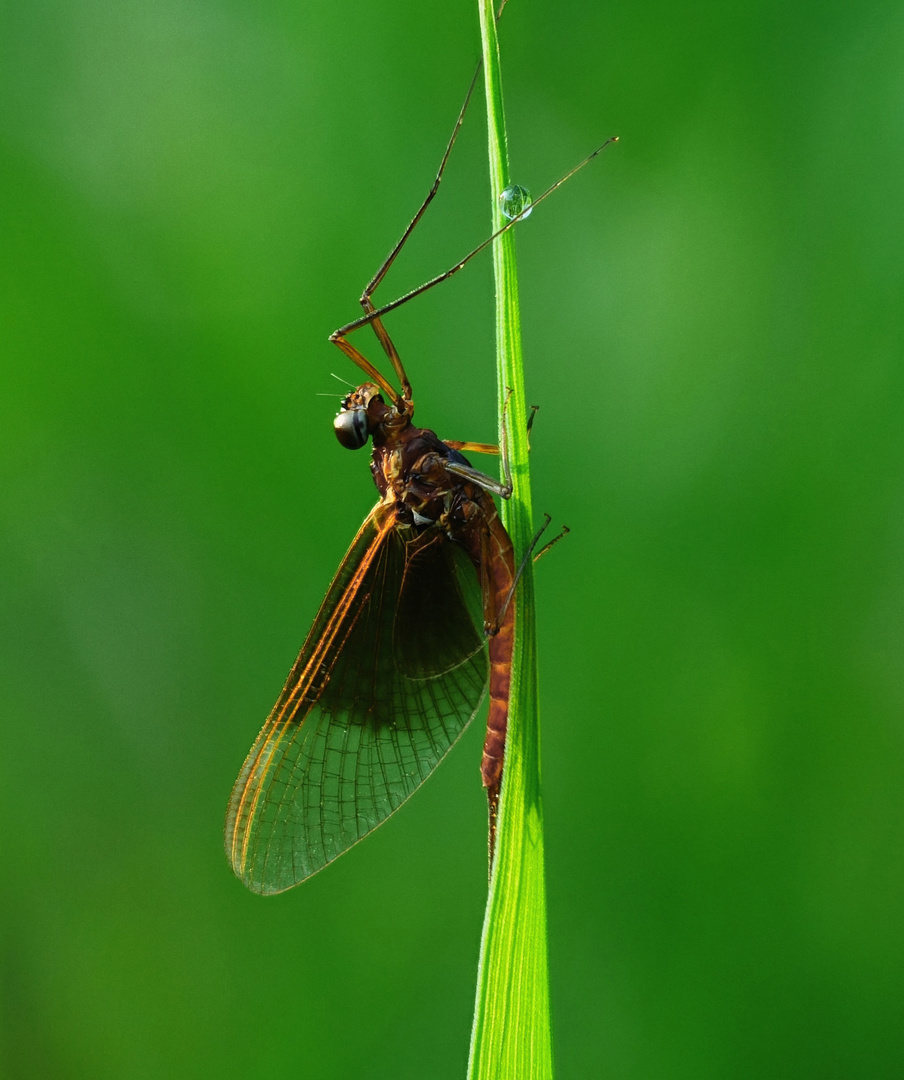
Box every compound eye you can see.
[333,407,369,450]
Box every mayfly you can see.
[225,67,616,894]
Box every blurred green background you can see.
[2,0,903,1076]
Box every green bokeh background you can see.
[2,0,902,1076]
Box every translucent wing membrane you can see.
[225,505,488,894]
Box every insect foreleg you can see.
[342,66,483,407]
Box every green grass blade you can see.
[467,3,554,1078]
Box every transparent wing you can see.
[225,504,488,894]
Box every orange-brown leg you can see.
[329,67,482,405]
[330,139,618,362]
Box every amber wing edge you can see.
[224,505,391,890]
[224,505,489,894]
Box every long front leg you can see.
[348,66,482,404]
[331,136,619,353]
[329,332,401,405]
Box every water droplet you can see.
[499,184,532,221]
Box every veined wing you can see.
[225,503,488,894]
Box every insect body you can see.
[337,376,516,815]
[225,67,614,894]
[225,369,515,894]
